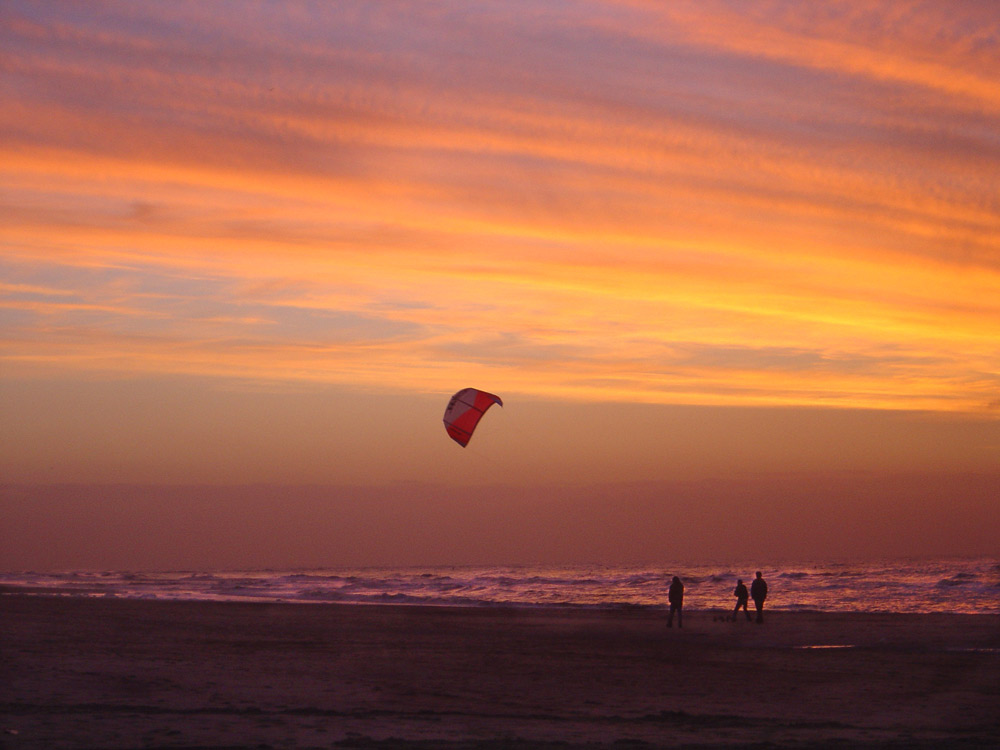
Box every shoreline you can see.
[4,584,998,619]
[2,595,999,748]
[3,585,998,621]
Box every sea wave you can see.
[1,559,997,614]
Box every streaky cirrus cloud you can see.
[2,0,999,412]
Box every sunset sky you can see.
[2,1,998,569]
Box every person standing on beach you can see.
[751,571,767,624]
[667,576,684,628]
[732,579,751,622]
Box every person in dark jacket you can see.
[732,579,751,622]
[750,571,768,623]
[667,576,684,628]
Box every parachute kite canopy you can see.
[443,388,503,447]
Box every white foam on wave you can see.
[1,558,997,614]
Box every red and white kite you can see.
[443,388,503,447]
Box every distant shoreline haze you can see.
[1,478,997,570]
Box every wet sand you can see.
[1,594,998,748]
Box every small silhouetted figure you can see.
[667,576,684,628]
[751,571,768,624]
[732,579,751,621]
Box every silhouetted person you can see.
[751,571,767,623]
[732,579,751,622]
[667,575,684,628]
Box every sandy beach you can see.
[1,594,998,749]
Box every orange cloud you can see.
[2,1,999,415]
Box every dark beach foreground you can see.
[1,594,998,749]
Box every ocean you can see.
[2,558,997,614]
